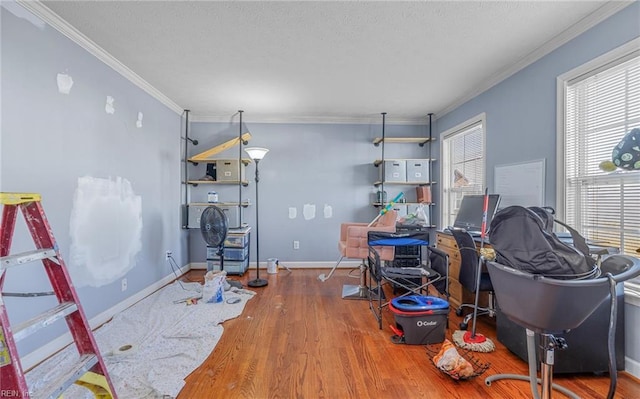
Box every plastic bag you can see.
[202,270,227,303]
[400,203,430,226]
[415,204,429,224]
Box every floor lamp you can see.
[245,147,269,287]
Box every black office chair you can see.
[449,228,494,330]
[485,255,640,399]
[367,231,447,329]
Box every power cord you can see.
[167,255,201,293]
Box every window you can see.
[558,39,640,299]
[441,114,486,228]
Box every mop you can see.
[452,188,496,352]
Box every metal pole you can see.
[381,112,386,206]
[238,110,243,225]
[248,159,267,287]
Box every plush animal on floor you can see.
[599,128,640,172]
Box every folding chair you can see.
[367,231,447,329]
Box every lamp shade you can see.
[244,147,269,161]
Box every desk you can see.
[435,231,490,309]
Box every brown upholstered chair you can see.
[318,210,398,300]
[338,210,397,261]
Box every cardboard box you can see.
[416,186,432,203]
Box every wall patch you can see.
[56,73,74,94]
[303,204,316,220]
[105,96,115,114]
[68,176,143,287]
[136,112,143,128]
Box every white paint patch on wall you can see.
[303,204,316,220]
[323,204,332,219]
[288,207,297,219]
[136,112,143,128]
[105,96,115,114]
[69,176,143,287]
[56,73,73,94]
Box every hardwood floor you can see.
[177,268,640,398]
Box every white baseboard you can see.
[625,356,640,379]
[189,260,362,270]
[21,263,191,371]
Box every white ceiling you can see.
[31,1,630,123]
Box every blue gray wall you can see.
[1,5,185,357]
[435,2,640,373]
[435,3,640,208]
[188,121,432,264]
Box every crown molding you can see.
[190,114,431,125]
[435,1,634,119]
[17,0,184,115]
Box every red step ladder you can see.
[0,193,116,399]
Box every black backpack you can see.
[488,206,598,279]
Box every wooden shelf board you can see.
[188,157,252,165]
[189,202,250,207]
[373,181,435,186]
[189,132,252,161]
[373,158,435,166]
[372,202,434,206]
[187,180,249,186]
[372,137,434,146]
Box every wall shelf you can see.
[188,133,252,163]
[187,180,249,187]
[373,202,434,207]
[183,110,251,229]
[372,113,435,225]
[373,137,434,146]
[189,201,250,208]
[373,181,436,187]
[188,158,252,166]
[374,158,436,167]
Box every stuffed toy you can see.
[599,128,640,172]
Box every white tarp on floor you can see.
[26,281,256,398]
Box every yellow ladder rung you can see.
[58,371,114,399]
[0,192,41,205]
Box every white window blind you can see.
[441,118,485,228]
[563,52,640,291]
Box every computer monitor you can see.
[453,194,501,234]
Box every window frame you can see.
[439,113,487,229]
[556,37,640,306]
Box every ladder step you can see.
[13,302,78,342]
[34,354,98,399]
[0,248,57,270]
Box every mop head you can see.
[452,330,495,353]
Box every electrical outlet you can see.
[166,250,172,260]
[293,240,300,250]
[121,278,127,292]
